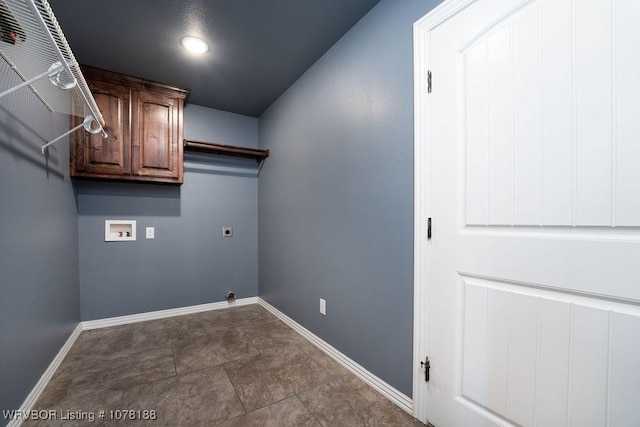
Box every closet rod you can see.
[26,0,105,135]
[184,139,270,162]
[41,114,101,154]
[0,61,61,99]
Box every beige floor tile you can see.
[199,305,273,331]
[223,348,334,412]
[240,319,318,355]
[173,328,258,374]
[72,345,176,390]
[130,316,208,348]
[298,374,423,426]
[119,366,245,426]
[219,396,320,427]
[65,325,134,362]
[25,304,423,426]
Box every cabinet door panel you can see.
[71,80,130,176]
[131,90,182,182]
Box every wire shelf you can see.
[0,0,105,152]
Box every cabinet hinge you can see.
[427,217,432,239]
[427,70,432,93]
[420,356,431,382]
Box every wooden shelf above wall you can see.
[183,139,269,163]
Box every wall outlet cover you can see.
[320,298,326,315]
[146,227,155,239]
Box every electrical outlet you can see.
[320,298,326,315]
[222,227,233,237]
[146,227,155,239]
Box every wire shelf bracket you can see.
[0,0,107,154]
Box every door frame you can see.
[412,0,476,423]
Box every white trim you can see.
[414,0,477,30]
[413,0,477,423]
[412,13,431,424]
[257,297,413,415]
[9,297,258,425]
[82,297,259,330]
[7,324,83,427]
[12,297,411,425]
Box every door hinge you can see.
[427,217,432,239]
[420,356,431,382]
[427,70,432,93]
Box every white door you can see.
[414,0,640,426]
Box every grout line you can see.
[294,393,324,425]
[170,342,178,378]
[221,363,249,415]
[257,298,413,414]
[30,302,413,425]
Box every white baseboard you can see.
[257,297,413,414]
[7,323,83,427]
[10,296,411,427]
[81,297,259,330]
[8,298,259,426]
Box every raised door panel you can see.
[71,80,130,176]
[462,0,640,228]
[422,0,640,425]
[131,90,183,183]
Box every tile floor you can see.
[25,304,423,426]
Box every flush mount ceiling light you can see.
[181,36,209,54]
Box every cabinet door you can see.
[71,80,130,176]
[131,90,183,183]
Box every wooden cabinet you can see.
[71,66,189,184]
[131,89,182,181]
[73,79,131,177]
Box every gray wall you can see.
[0,63,80,418]
[258,0,442,397]
[77,105,259,321]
